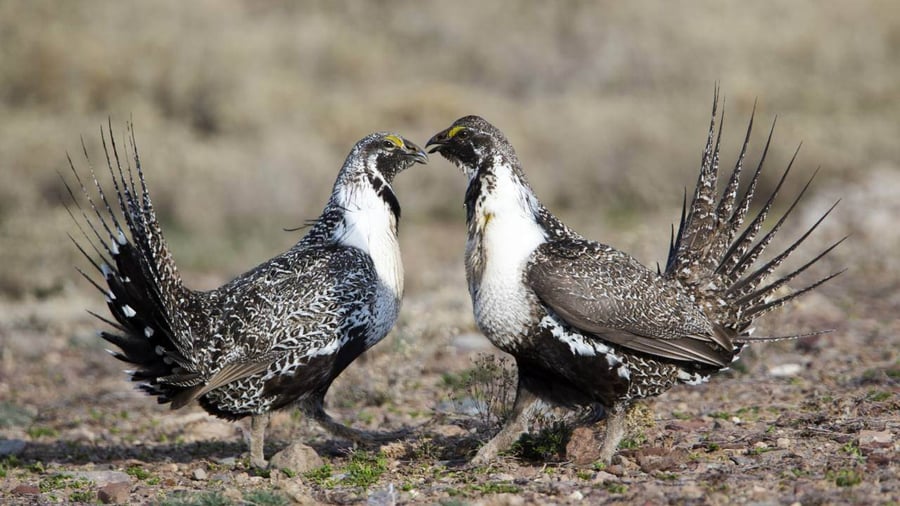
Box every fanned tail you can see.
[664,88,843,342]
[62,121,200,405]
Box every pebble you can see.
[0,438,26,457]
[192,468,208,480]
[367,483,398,506]
[776,437,791,449]
[210,472,232,483]
[568,490,584,501]
[213,456,237,466]
[858,429,893,449]
[592,471,617,483]
[565,426,601,465]
[11,484,40,496]
[98,481,131,504]
[768,363,803,377]
[270,442,324,473]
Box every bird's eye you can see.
[382,140,396,149]
[456,129,470,140]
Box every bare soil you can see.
[1,196,898,505]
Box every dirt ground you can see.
[1,4,899,503]
[1,171,898,505]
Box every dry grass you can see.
[0,4,898,503]
[0,0,897,299]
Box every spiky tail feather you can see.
[62,121,199,405]
[664,87,843,341]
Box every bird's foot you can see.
[250,454,269,470]
[470,438,503,467]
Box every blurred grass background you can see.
[0,0,897,304]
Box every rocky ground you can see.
[2,172,899,505]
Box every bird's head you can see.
[426,116,518,180]
[329,132,427,221]
[345,132,428,184]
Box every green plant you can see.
[303,463,334,487]
[345,451,388,489]
[242,490,290,505]
[70,490,95,502]
[509,421,571,461]
[842,442,865,462]
[126,465,151,480]
[828,468,863,487]
[866,390,891,402]
[27,426,58,438]
[605,482,628,494]
[619,432,646,450]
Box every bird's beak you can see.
[425,128,451,154]
[403,139,429,165]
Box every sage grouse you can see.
[426,94,842,465]
[64,127,427,467]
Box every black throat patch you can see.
[367,172,401,221]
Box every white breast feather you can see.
[471,162,546,343]
[332,183,403,346]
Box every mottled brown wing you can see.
[525,240,734,367]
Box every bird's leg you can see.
[249,412,270,469]
[597,402,627,464]
[470,378,539,466]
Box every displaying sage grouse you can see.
[426,93,842,465]
[64,126,427,467]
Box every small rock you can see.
[568,490,584,501]
[592,471,617,483]
[161,463,179,473]
[269,442,324,473]
[753,441,768,450]
[0,438,26,457]
[210,472,232,483]
[11,484,40,495]
[69,471,132,487]
[212,456,237,467]
[98,482,131,504]
[635,447,687,473]
[730,454,753,466]
[565,426,602,465]
[859,430,893,450]
[367,483,398,506]
[776,437,791,449]
[490,473,515,482]
[768,363,803,377]
[192,468,208,480]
